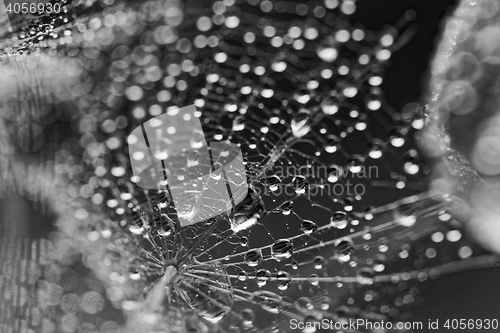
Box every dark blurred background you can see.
[353,1,500,331]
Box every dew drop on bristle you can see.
[301,220,317,234]
[256,269,271,287]
[230,188,266,233]
[245,249,263,267]
[292,175,308,195]
[291,110,312,138]
[271,239,294,261]
[276,271,291,290]
[330,211,348,229]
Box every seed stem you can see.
[144,265,178,310]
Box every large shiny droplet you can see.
[301,219,317,234]
[368,139,385,159]
[321,97,339,115]
[334,238,354,263]
[256,269,271,287]
[324,135,341,153]
[356,267,375,285]
[176,261,234,323]
[266,175,281,192]
[330,211,348,229]
[190,129,205,149]
[230,188,266,233]
[276,271,291,290]
[294,90,311,104]
[313,256,324,269]
[245,249,263,267]
[187,149,201,167]
[154,214,176,237]
[238,271,248,281]
[292,175,308,194]
[393,203,418,227]
[271,239,294,261]
[308,274,320,286]
[280,201,294,215]
[390,127,407,147]
[317,45,338,62]
[291,110,312,138]
[210,162,223,180]
[232,115,246,131]
[348,155,364,173]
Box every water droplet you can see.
[368,139,385,159]
[394,209,417,227]
[224,101,238,112]
[294,90,311,104]
[320,296,332,310]
[349,155,364,173]
[301,220,317,234]
[321,97,339,115]
[313,256,324,269]
[187,149,201,167]
[308,274,320,286]
[245,249,262,267]
[291,110,312,138]
[330,211,348,229]
[129,269,141,280]
[335,239,353,254]
[240,237,248,246]
[280,201,293,215]
[356,267,375,285]
[373,256,385,272]
[325,135,341,153]
[267,175,281,192]
[317,45,338,62]
[403,151,420,175]
[238,272,248,281]
[292,175,308,194]
[230,188,266,233]
[390,127,407,147]
[128,224,145,235]
[241,308,255,327]
[232,115,246,131]
[342,197,354,211]
[276,271,291,290]
[154,215,176,237]
[211,162,223,180]
[271,239,294,261]
[248,137,258,149]
[190,129,205,149]
[256,269,271,287]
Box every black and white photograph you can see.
[1,0,500,332]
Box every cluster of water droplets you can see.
[2,0,500,332]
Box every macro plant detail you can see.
[1,0,500,333]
